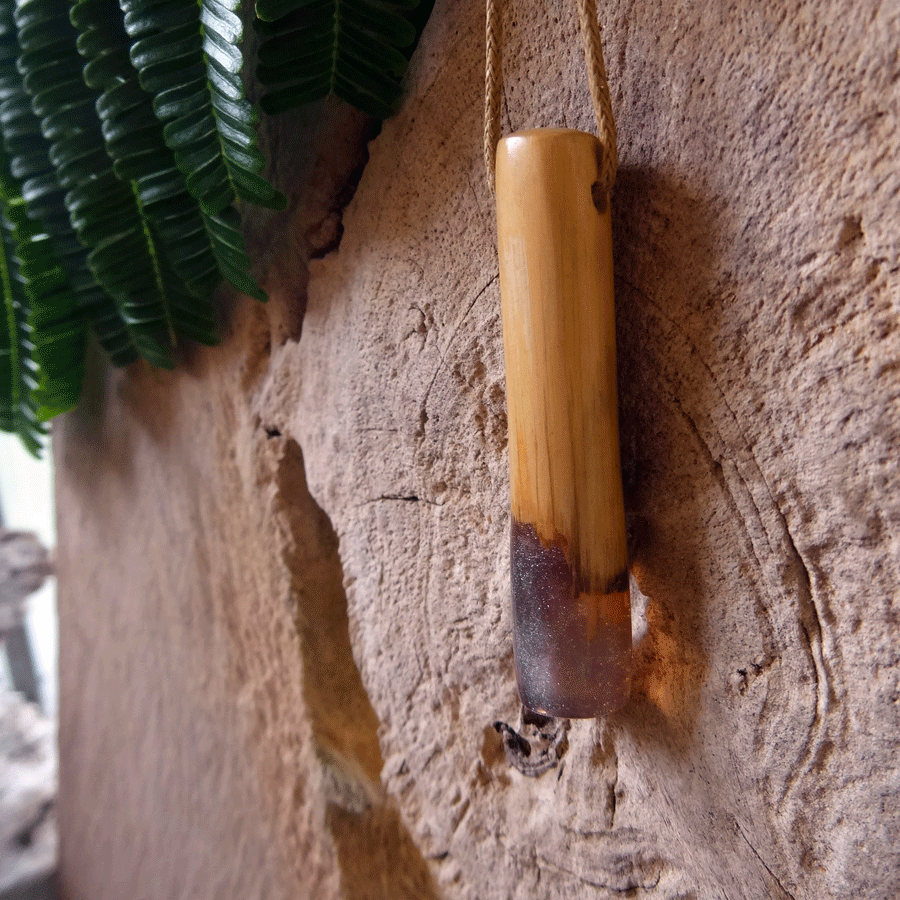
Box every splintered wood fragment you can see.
[495,128,631,718]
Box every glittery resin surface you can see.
[510,519,632,718]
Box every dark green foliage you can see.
[122,0,286,303]
[4,0,139,367]
[16,0,169,365]
[72,0,221,345]
[0,0,434,455]
[3,193,86,424]
[0,157,86,453]
[0,201,43,455]
[0,0,84,453]
[254,0,435,118]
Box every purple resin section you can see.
[511,518,632,718]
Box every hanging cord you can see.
[484,0,503,193]
[576,0,618,190]
[484,0,618,195]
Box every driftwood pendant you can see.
[496,128,631,718]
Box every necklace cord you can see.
[484,0,618,195]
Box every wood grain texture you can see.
[290,1,900,896]
[54,1,900,898]
[496,129,630,716]
[497,129,626,587]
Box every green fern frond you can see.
[0,201,42,455]
[71,0,220,345]
[14,0,160,366]
[253,0,432,119]
[123,0,284,302]
[0,0,432,450]
[0,159,84,453]
[3,193,85,423]
[0,0,135,370]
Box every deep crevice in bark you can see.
[272,438,438,900]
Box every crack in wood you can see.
[736,822,796,900]
[418,274,500,438]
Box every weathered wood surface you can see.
[55,1,899,899]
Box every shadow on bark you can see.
[273,438,438,900]
[611,166,724,750]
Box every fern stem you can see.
[130,180,177,347]
[0,216,20,414]
[331,0,341,93]
[0,203,41,454]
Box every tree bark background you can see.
[55,1,899,899]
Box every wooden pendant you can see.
[496,128,631,718]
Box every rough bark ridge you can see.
[55,1,899,899]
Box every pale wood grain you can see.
[496,128,628,594]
